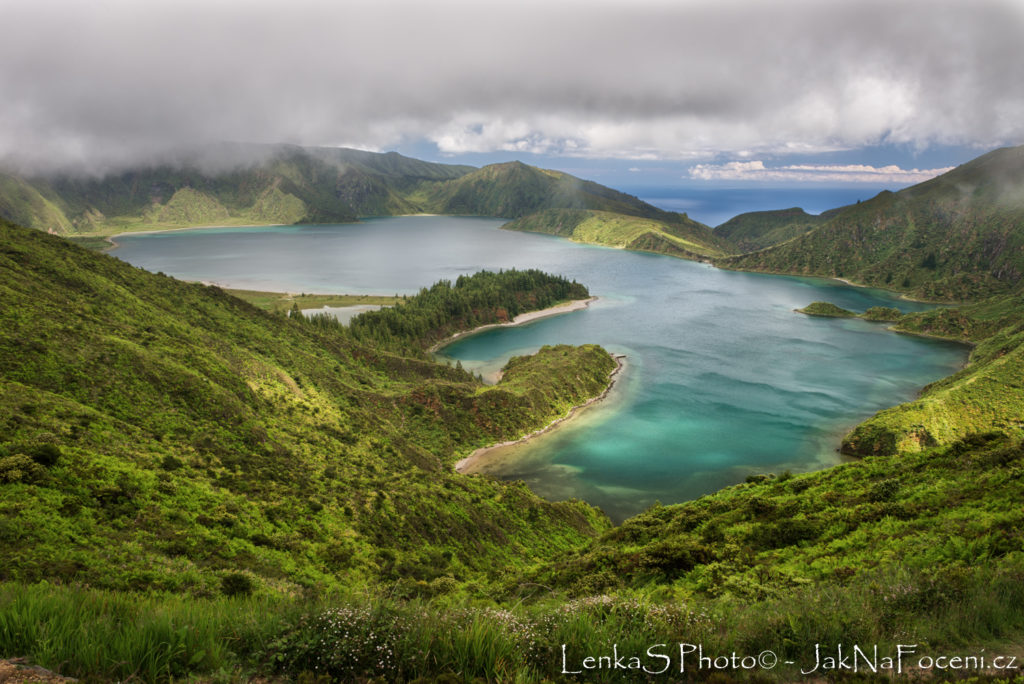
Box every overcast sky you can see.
[3,0,1023,184]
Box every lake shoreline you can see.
[829,276,947,304]
[429,296,598,353]
[104,222,292,252]
[110,215,970,515]
[455,353,626,474]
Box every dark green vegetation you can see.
[721,146,1024,301]
[0,221,620,599]
[862,306,904,321]
[714,206,837,252]
[7,559,1024,683]
[5,428,1024,681]
[839,293,1024,458]
[797,302,903,321]
[65,235,114,252]
[412,161,680,221]
[343,269,589,352]
[796,301,857,317]
[527,431,1024,598]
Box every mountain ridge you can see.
[0,144,730,259]
[714,206,828,252]
[718,146,1024,301]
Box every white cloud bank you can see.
[0,0,1022,172]
[688,161,955,184]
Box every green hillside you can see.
[1,148,735,266]
[7,145,1024,681]
[524,431,1024,599]
[833,294,1024,457]
[411,161,733,260]
[714,206,826,252]
[504,208,729,258]
[719,146,1024,301]
[413,161,682,221]
[7,249,1022,681]
[0,172,74,234]
[0,145,477,235]
[0,220,619,596]
[307,147,475,190]
[0,149,740,264]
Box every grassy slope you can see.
[411,161,735,260]
[0,146,477,235]
[412,161,682,220]
[714,206,826,252]
[6,146,1024,679]
[2,147,738,265]
[2,150,736,261]
[503,208,730,259]
[0,173,74,234]
[720,146,1024,301]
[526,432,1024,600]
[839,294,1024,456]
[0,220,618,596]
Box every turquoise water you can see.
[114,217,968,521]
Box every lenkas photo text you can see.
[560,643,1020,676]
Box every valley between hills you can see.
[1,143,1024,682]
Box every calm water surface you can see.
[115,217,967,521]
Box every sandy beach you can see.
[831,275,940,303]
[454,352,626,474]
[429,296,598,353]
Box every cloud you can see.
[1,0,1022,173]
[688,161,955,183]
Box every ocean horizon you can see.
[622,184,903,227]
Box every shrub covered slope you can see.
[720,146,1024,301]
[0,220,618,596]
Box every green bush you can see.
[0,454,46,484]
[221,572,256,597]
[29,444,61,467]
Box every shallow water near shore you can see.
[114,216,968,522]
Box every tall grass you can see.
[0,584,298,681]
[3,565,1024,682]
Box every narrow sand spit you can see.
[455,353,626,473]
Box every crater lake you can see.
[112,216,968,521]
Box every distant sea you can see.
[621,185,899,228]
